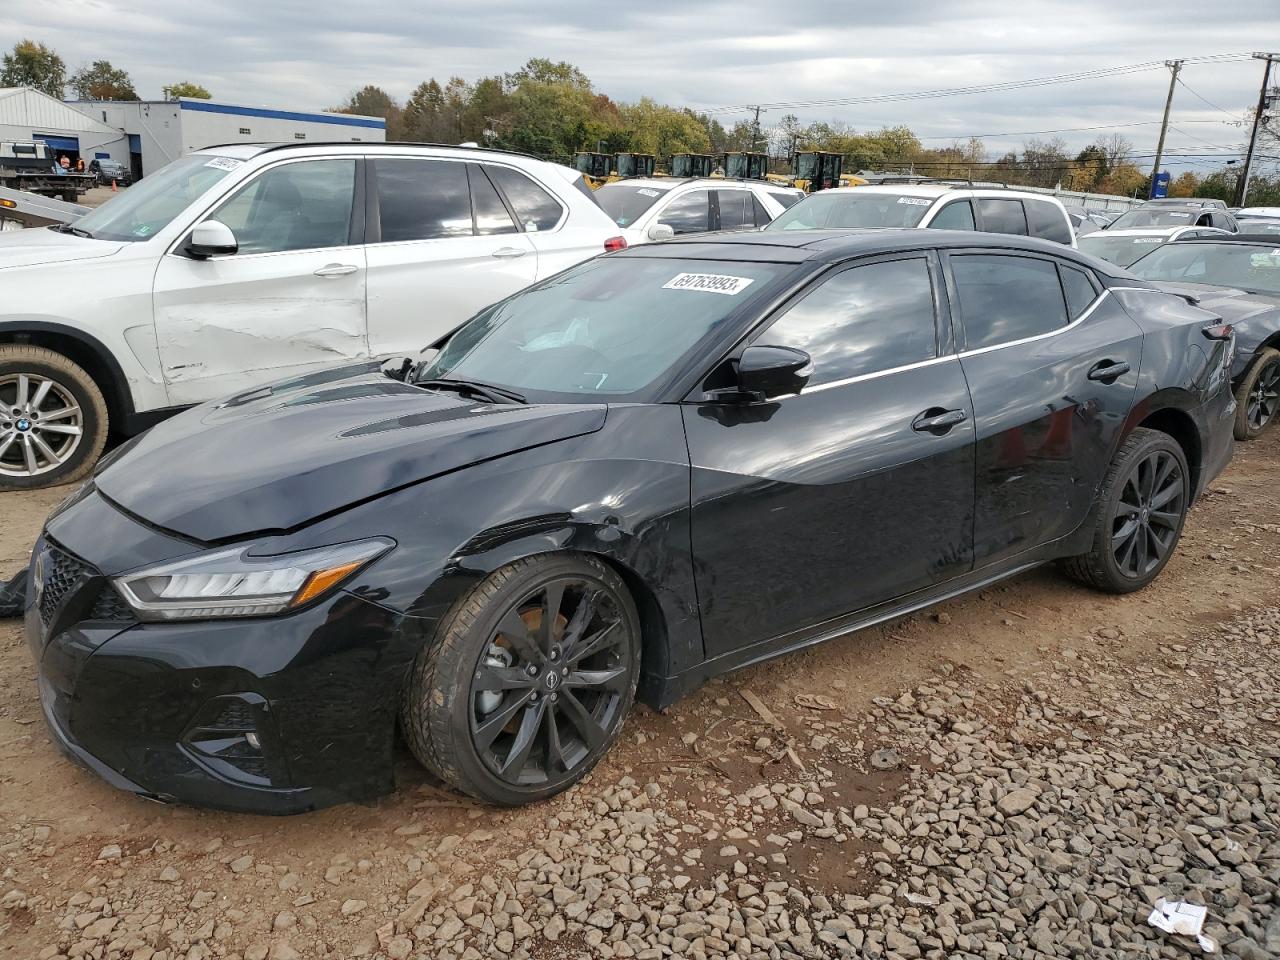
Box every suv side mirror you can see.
[186,220,238,259]
[647,223,675,242]
[736,345,812,400]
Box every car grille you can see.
[37,541,136,628]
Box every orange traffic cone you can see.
[111,180,117,192]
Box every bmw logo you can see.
[15,418,30,432]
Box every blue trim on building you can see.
[33,133,80,151]
[177,100,385,130]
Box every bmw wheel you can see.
[1063,427,1189,594]
[402,554,641,805]
[1233,347,1280,441]
[0,346,108,491]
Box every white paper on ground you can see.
[1146,898,1217,953]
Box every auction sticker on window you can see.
[897,196,932,206]
[663,273,755,295]
[204,157,243,171]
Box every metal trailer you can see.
[0,141,96,202]
[0,185,88,230]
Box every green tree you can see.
[1,39,66,98]
[618,99,711,156]
[333,85,403,139]
[402,79,446,142]
[69,60,137,100]
[162,81,211,100]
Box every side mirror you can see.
[647,223,675,242]
[736,345,812,401]
[186,220,238,259]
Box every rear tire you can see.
[0,346,108,491]
[1062,427,1189,594]
[401,553,641,805]
[1233,347,1280,441]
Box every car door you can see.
[683,253,976,659]
[152,156,367,406]
[481,162,591,279]
[651,189,713,237]
[364,157,536,357]
[944,251,1144,567]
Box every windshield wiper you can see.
[50,223,94,239]
[416,378,527,405]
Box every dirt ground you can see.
[1,429,1278,959]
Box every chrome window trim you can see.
[803,354,958,395]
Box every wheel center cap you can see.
[544,671,561,691]
[1140,507,1150,522]
[15,418,31,432]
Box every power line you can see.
[695,53,1253,115]
[913,118,1235,141]
[1174,77,1247,121]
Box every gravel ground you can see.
[2,433,1279,959]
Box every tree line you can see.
[5,38,1275,203]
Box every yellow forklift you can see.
[615,153,655,178]
[791,151,844,192]
[723,152,769,180]
[670,153,715,178]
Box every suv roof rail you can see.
[866,175,1011,189]
[199,140,562,164]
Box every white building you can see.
[0,86,385,180]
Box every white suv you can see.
[595,177,804,244]
[766,184,1077,247]
[0,143,624,489]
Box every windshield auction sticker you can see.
[896,197,932,205]
[664,273,756,295]
[204,157,243,171]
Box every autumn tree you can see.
[333,85,403,139]
[1,40,66,97]
[1168,171,1201,198]
[162,81,211,100]
[69,60,137,100]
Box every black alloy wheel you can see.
[1109,448,1184,579]
[402,554,641,805]
[1246,356,1280,433]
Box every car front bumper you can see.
[24,493,420,815]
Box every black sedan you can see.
[24,230,1236,813]
[1128,237,1280,439]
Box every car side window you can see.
[1026,200,1073,245]
[374,158,472,242]
[485,165,564,232]
[750,193,771,226]
[928,200,976,231]
[1059,265,1099,318]
[657,190,712,234]
[950,254,1068,350]
[468,166,518,236]
[717,190,754,230]
[211,159,357,254]
[758,257,938,386]
[976,198,1028,236]
[769,191,801,210]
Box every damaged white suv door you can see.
[152,156,368,405]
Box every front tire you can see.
[402,554,641,805]
[0,346,108,491]
[1063,427,1190,594]
[1233,347,1280,441]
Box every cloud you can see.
[2,0,1270,168]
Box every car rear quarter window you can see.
[928,200,976,231]
[759,257,938,386]
[951,254,1068,350]
[468,166,518,236]
[768,190,801,210]
[1025,200,1073,245]
[976,198,1028,236]
[1059,265,1099,318]
[486,165,564,232]
[750,193,771,226]
[375,158,472,242]
[716,190,755,231]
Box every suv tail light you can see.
[604,236,628,252]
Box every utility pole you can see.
[750,106,765,152]
[1237,52,1279,207]
[1149,59,1183,199]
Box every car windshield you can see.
[595,183,672,226]
[71,154,240,241]
[1109,208,1200,228]
[1078,233,1169,267]
[414,256,790,400]
[1129,243,1280,296]
[1235,217,1280,238]
[766,191,934,230]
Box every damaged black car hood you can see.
[95,364,607,542]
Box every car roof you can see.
[192,140,568,168]
[621,228,1117,270]
[1171,236,1280,246]
[1084,227,1181,238]
[599,177,800,192]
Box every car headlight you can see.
[114,538,394,621]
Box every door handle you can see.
[490,247,528,259]
[912,407,967,435]
[313,263,359,278]
[1087,359,1131,383]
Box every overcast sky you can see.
[4,0,1276,170]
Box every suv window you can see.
[760,257,937,386]
[1025,199,1072,245]
[976,199,1028,236]
[951,254,1068,350]
[212,159,357,254]
[656,190,711,235]
[717,190,755,230]
[375,158,472,242]
[929,200,975,231]
[486,165,563,232]
[1059,265,1098,318]
[469,166,518,236]
[768,190,801,210]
